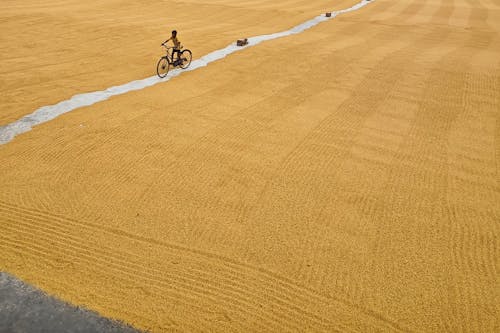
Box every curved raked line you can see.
[0,0,374,145]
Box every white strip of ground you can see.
[0,0,374,145]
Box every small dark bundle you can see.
[237,38,248,46]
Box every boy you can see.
[163,30,182,66]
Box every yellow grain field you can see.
[1,0,499,332]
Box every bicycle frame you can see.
[157,44,191,78]
[162,46,179,64]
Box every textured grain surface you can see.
[1,0,499,332]
[0,0,359,125]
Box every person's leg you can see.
[173,49,180,64]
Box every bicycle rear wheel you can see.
[179,50,192,69]
[157,57,170,78]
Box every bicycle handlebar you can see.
[161,44,185,51]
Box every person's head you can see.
[171,30,177,37]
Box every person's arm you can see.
[162,37,171,45]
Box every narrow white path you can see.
[0,0,374,145]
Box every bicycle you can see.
[157,44,192,78]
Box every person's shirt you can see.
[172,36,181,49]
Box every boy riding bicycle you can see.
[157,30,192,78]
[162,30,182,66]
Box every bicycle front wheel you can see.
[157,57,170,78]
[179,50,192,69]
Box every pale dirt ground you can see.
[0,272,141,333]
[1,0,500,332]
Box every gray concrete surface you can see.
[0,272,142,333]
